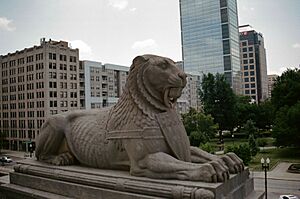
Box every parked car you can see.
[279,195,299,199]
[0,156,13,163]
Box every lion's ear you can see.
[132,55,149,67]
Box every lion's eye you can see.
[160,64,168,70]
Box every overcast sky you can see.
[0,0,299,75]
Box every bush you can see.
[200,143,215,154]
[257,138,268,147]
[225,143,251,165]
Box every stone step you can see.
[0,183,74,199]
[246,190,265,199]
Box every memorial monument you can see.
[0,55,263,199]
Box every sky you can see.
[0,0,299,75]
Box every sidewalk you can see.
[251,162,300,181]
[1,149,35,159]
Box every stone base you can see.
[0,159,264,199]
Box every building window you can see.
[49,53,56,60]
[243,60,248,64]
[250,77,255,82]
[251,83,255,88]
[251,89,256,94]
[244,71,249,76]
[220,8,228,23]
[250,71,255,76]
[249,59,254,64]
[223,56,231,71]
[222,40,230,54]
[221,24,229,38]
[244,65,248,70]
[248,47,253,51]
[244,78,249,82]
[250,65,255,70]
[220,0,227,8]
[245,84,249,88]
[245,90,250,94]
[249,53,254,57]
[242,41,247,46]
[242,48,247,52]
[243,54,247,58]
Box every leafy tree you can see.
[241,120,258,138]
[272,102,300,147]
[199,73,237,137]
[182,108,218,146]
[271,69,300,147]
[271,68,300,111]
[225,144,251,165]
[248,134,259,156]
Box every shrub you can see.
[257,138,268,147]
[225,143,251,165]
[200,143,215,154]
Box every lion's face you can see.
[136,55,187,109]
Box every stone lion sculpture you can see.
[36,54,244,183]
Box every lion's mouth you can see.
[164,87,183,109]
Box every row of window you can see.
[49,53,77,63]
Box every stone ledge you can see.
[0,159,259,199]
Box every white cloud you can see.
[129,8,137,12]
[292,43,300,48]
[108,0,128,10]
[70,40,93,60]
[132,39,158,51]
[0,17,16,31]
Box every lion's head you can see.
[126,54,187,118]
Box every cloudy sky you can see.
[0,0,299,75]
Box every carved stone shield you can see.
[156,110,191,162]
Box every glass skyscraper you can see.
[179,0,241,93]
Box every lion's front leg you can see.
[132,152,218,183]
[190,146,244,174]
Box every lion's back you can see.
[65,107,111,167]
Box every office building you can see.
[79,61,129,109]
[267,74,278,98]
[239,25,268,103]
[0,39,80,151]
[179,0,241,94]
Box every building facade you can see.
[79,60,129,109]
[179,0,241,94]
[267,74,278,98]
[0,39,80,151]
[239,25,268,103]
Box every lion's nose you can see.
[178,72,187,85]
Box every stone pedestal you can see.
[0,159,264,199]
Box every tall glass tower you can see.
[179,0,241,94]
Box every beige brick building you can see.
[0,39,80,151]
[239,25,268,103]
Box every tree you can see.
[199,73,237,138]
[248,134,259,156]
[182,108,218,146]
[271,69,300,147]
[241,120,258,138]
[225,144,251,165]
[271,68,300,111]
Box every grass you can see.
[249,147,300,171]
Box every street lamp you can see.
[261,157,270,199]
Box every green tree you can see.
[241,120,258,138]
[199,73,237,138]
[248,134,259,156]
[271,69,300,147]
[182,108,218,146]
[225,144,251,165]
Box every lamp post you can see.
[261,157,270,199]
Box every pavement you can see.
[252,162,300,181]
